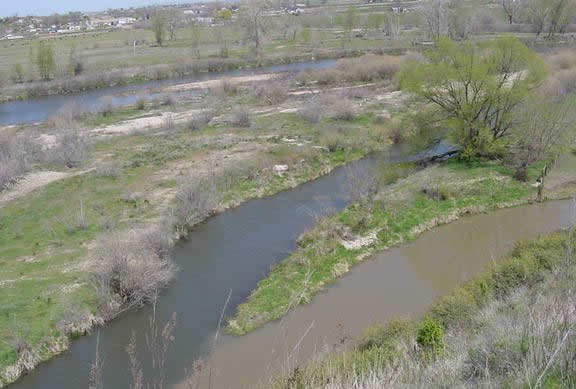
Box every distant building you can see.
[1,34,24,40]
[118,17,136,25]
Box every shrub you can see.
[212,78,238,96]
[0,133,42,190]
[93,165,121,179]
[161,94,176,106]
[135,98,147,110]
[329,100,356,121]
[186,109,216,131]
[230,107,252,128]
[98,96,115,117]
[46,131,88,168]
[172,175,220,235]
[251,82,288,105]
[90,232,177,315]
[297,54,404,85]
[416,317,444,355]
[358,318,413,352]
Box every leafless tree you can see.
[239,0,272,57]
[502,0,522,24]
[526,0,576,37]
[510,95,576,180]
[420,0,449,40]
[166,10,182,41]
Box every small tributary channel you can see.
[0,60,337,126]
[10,143,572,389]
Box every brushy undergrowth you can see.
[228,160,541,335]
[268,230,576,388]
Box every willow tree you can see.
[399,37,547,157]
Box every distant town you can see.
[0,2,293,40]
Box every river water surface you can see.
[0,60,337,126]
[9,145,572,388]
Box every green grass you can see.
[227,159,541,335]
[0,109,388,384]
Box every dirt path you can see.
[0,171,72,207]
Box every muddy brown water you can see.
[9,143,571,389]
[186,200,574,389]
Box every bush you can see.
[98,96,115,117]
[250,82,288,105]
[329,100,356,121]
[297,54,404,85]
[93,165,121,179]
[212,78,238,97]
[416,317,444,355]
[0,133,42,190]
[90,232,177,315]
[46,131,88,168]
[186,109,216,131]
[135,98,147,110]
[230,107,252,128]
[161,94,176,106]
[358,318,413,352]
[172,176,220,235]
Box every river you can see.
[9,140,572,389]
[0,59,337,126]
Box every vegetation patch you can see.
[228,159,541,335]
[268,230,576,388]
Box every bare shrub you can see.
[251,82,288,105]
[299,101,324,123]
[345,164,381,206]
[388,118,406,144]
[297,214,351,257]
[161,94,176,107]
[46,130,88,168]
[329,99,356,121]
[53,199,89,234]
[93,165,121,179]
[421,176,453,201]
[212,78,238,97]
[297,54,404,85]
[230,107,252,128]
[97,96,115,117]
[0,133,42,190]
[186,109,216,131]
[135,98,147,110]
[48,102,89,128]
[139,227,174,260]
[299,94,335,123]
[547,49,576,71]
[90,232,177,314]
[172,175,220,235]
[162,115,176,131]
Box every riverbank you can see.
[0,49,368,104]
[0,72,402,386]
[267,226,576,388]
[229,154,576,335]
